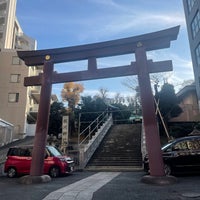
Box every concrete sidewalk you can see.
[43,172,200,200]
[43,172,120,200]
[1,171,200,200]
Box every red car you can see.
[4,145,74,178]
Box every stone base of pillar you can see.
[141,175,177,185]
[18,175,51,184]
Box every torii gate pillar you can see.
[135,46,164,176]
[30,60,54,176]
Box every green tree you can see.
[77,96,107,133]
[48,102,67,138]
[110,102,131,124]
[155,83,182,123]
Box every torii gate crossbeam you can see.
[24,60,172,86]
[18,26,179,66]
[17,26,180,184]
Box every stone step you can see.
[85,165,143,172]
[92,155,141,159]
[92,153,141,156]
[87,162,142,166]
[90,158,142,162]
[86,124,142,169]
[90,157,142,161]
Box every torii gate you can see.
[18,26,179,184]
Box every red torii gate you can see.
[18,26,179,184]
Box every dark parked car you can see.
[4,145,74,178]
[128,114,142,123]
[143,135,200,175]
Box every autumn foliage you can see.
[61,82,84,110]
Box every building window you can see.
[8,93,19,103]
[187,0,196,13]
[12,56,21,65]
[10,74,20,83]
[191,11,200,38]
[196,43,200,66]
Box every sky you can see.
[16,0,194,100]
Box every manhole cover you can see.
[181,192,200,198]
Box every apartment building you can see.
[0,50,30,139]
[183,0,200,108]
[0,0,35,50]
[0,0,16,49]
[0,0,43,140]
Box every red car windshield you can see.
[47,146,62,156]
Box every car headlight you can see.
[59,157,66,162]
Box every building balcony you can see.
[29,67,43,76]
[30,91,40,104]
[29,86,41,104]
[16,32,28,42]
[29,104,39,113]
[31,86,41,92]
[27,93,58,124]
[27,104,39,124]
[15,32,36,50]
[32,69,43,76]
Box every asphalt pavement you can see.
[1,171,200,200]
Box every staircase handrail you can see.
[79,114,113,169]
[78,111,109,146]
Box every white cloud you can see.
[82,89,134,99]
[148,51,193,72]
[74,8,186,41]
[88,0,120,7]
[107,12,185,32]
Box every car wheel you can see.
[7,167,17,178]
[164,164,171,175]
[49,167,60,178]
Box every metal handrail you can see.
[78,111,109,146]
[78,114,113,169]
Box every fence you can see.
[0,119,14,147]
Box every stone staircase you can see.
[85,124,143,171]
